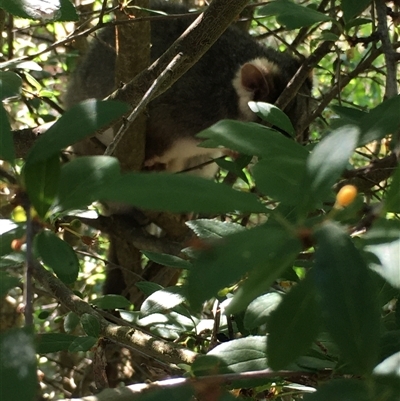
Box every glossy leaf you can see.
[186,219,245,239]
[188,223,301,310]
[313,221,380,374]
[143,251,192,269]
[140,287,186,317]
[0,328,37,401]
[135,282,164,297]
[267,276,321,370]
[226,231,301,315]
[0,71,22,100]
[35,231,79,284]
[123,385,194,401]
[253,155,307,205]
[342,0,372,22]
[0,104,15,163]
[306,125,359,204]
[197,119,308,159]
[208,336,268,372]
[258,0,331,29]
[0,222,25,257]
[80,313,100,338]
[363,218,400,245]
[36,333,77,353]
[243,292,283,330]
[248,102,295,136]
[359,95,400,145]
[331,105,367,123]
[24,154,60,218]
[53,156,121,212]
[0,272,20,297]
[303,379,370,401]
[69,336,97,352]
[385,164,400,213]
[64,312,80,334]
[374,351,400,376]
[367,239,400,289]
[26,100,128,164]
[100,172,265,214]
[91,294,132,310]
[193,336,268,376]
[0,0,78,21]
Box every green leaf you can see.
[53,156,121,212]
[0,328,37,401]
[303,379,370,401]
[122,385,194,401]
[0,271,20,297]
[0,71,22,100]
[374,351,400,376]
[35,231,79,284]
[267,276,321,370]
[372,375,400,401]
[0,104,15,163]
[359,95,400,145]
[135,282,164,297]
[24,154,60,218]
[197,119,308,159]
[91,294,132,309]
[215,157,249,183]
[257,0,331,29]
[243,292,283,330]
[69,336,97,352]
[342,0,372,22]
[64,312,80,334]
[26,100,129,164]
[227,230,301,315]
[363,218,400,245]
[186,219,245,239]
[313,221,380,374]
[100,172,265,214]
[0,253,24,269]
[59,0,79,21]
[143,252,192,269]
[306,125,359,204]
[36,332,77,353]
[248,102,295,136]
[140,287,186,317]
[188,224,301,310]
[0,0,61,20]
[206,336,268,373]
[253,154,307,205]
[344,18,372,30]
[367,239,400,289]
[0,221,25,257]
[80,313,101,337]
[385,164,400,213]
[0,0,78,21]
[331,105,367,123]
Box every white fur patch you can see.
[144,138,224,178]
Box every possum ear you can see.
[240,62,274,98]
[233,58,280,121]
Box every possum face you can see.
[233,57,311,142]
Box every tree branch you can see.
[31,260,197,365]
[106,0,252,155]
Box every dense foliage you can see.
[0,1,399,400]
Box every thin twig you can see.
[375,0,398,98]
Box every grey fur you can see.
[65,0,311,172]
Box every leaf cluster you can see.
[0,1,400,401]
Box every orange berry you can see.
[336,185,358,207]
[11,238,24,251]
